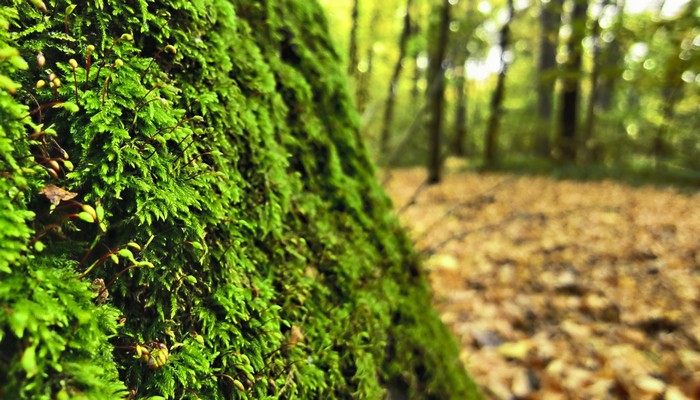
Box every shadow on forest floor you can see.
[384,167,700,400]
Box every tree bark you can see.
[484,0,514,166]
[557,0,588,161]
[379,0,413,160]
[426,0,451,183]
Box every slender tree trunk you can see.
[583,0,610,163]
[654,85,681,167]
[452,0,475,157]
[484,0,514,166]
[411,49,422,101]
[452,67,468,156]
[379,0,413,159]
[654,27,686,169]
[410,17,423,103]
[347,0,360,76]
[355,10,379,113]
[355,46,374,113]
[537,0,562,120]
[557,0,588,161]
[536,0,563,157]
[426,0,451,184]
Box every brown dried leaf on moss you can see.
[40,184,77,206]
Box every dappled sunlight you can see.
[385,168,700,400]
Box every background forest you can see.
[320,0,700,182]
[317,1,700,398]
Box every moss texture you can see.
[0,1,480,399]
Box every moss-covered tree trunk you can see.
[0,1,479,399]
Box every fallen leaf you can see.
[666,385,692,400]
[511,368,536,398]
[40,184,77,205]
[497,339,532,360]
[634,375,666,394]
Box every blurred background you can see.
[319,2,700,397]
[320,0,699,183]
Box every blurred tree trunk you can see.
[426,0,451,183]
[355,10,379,113]
[535,0,563,157]
[411,48,422,101]
[595,0,625,111]
[484,0,514,167]
[409,10,424,104]
[452,0,476,157]
[380,0,413,160]
[347,0,360,77]
[557,0,588,161]
[582,0,610,162]
[355,46,374,113]
[452,64,468,156]
[654,82,682,168]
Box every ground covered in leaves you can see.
[384,166,700,400]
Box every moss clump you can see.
[0,1,480,399]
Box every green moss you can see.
[0,1,480,399]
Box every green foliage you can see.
[0,6,34,274]
[324,0,700,173]
[1,1,479,399]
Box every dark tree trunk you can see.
[452,69,468,156]
[484,0,514,166]
[537,0,562,120]
[535,0,563,157]
[379,0,413,160]
[347,0,360,76]
[426,0,451,184]
[557,0,588,161]
[583,0,610,162]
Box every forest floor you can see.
[383,164,700,400]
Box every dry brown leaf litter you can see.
[383,167,700,400]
